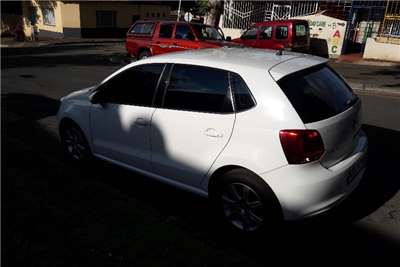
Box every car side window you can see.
[97,64,165,106]
[241,26,257,40]
[130,23,154,34]
[163,64,233,113]
[159,23,174,38]
[175,24,195,40]
[230,72,256,112]
[260,26,272,39]
[275,26,288,39]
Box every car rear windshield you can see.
[277,65,358,123]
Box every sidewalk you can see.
[1,36,124,48]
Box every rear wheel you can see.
[138,50,151,60]
[60,122,91,163]
[211,169,282,233]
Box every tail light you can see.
[279,130,324,164]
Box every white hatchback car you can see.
[57,48,367,232]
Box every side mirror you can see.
[225,36,231,41]
[89,90,103,104]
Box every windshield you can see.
[191,24,224,41]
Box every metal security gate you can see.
[223,0,319,29]
[343,1,387,53]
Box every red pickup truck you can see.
[126,20,238,59]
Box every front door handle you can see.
[205,128,223,138]
[135,118,148,127]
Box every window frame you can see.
[93,63,167,107]
[129,22,155,35]
[275,25,289,40]
[174,23,196,41]
[259,25,273,40]
[159,63,235,114]
[42,7,56,26]
[228,71,257,113]
[158,23,175,39]
[241,26,258,40]
[96,10,117,28]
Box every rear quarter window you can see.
[277,65,358,123]
[130,23,155,34]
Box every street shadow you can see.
[2,53,128,69]
[1,44,113,56]
[1,93,60,121]
[3,92,400,265]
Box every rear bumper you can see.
[260,130,368,221]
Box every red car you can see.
[126,20,238,59]
[232,20,310,52]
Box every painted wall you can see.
[220,28,242,39]
[294,13,347,58]
[61,2,81,37]
[363,37,400,62]
[79,2,170,28]
[22,0,64,39]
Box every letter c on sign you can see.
[332,46,338,54]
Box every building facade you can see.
[1,0,171,39]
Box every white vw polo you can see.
[57,48,368,232]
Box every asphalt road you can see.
[2,43,400,266]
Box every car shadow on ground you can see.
[2,93,400,266]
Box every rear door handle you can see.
[205,128,223,138]
[135,118,148,127]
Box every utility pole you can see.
[177,0,182,21]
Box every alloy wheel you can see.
[221,182,265,232]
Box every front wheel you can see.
[211,169,283,233]
[60,122,91,163]
[138,50,151,60]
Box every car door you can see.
[150,64,236,187]
[172,23,198,51]
[256,25,274,49]
[274,25,289,49]
[239,26,258,47]
[151,22,176,55]
[90,63,165,171]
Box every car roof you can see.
[253,19,308,26]
[139,47,326,75]
[133,20,216,27]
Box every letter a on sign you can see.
[333,30,340,38]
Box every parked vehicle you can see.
[232,19,310,52]
[126,20,237,59]
[58,48,367,233]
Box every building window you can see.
[96,11,116,28]
[42,8,55,26]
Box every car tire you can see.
[138,50,151,60]
[60,121,92,163]
[210,168,283,234]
